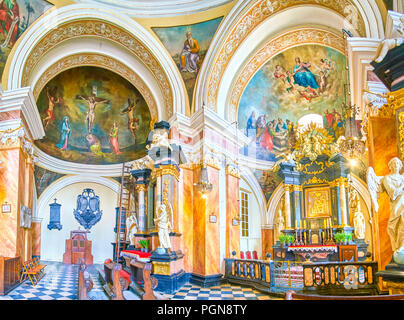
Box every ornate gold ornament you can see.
[303,177,328,185]
[152,261,170,275]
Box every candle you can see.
[295,220,298,229]
[303,220,306,229]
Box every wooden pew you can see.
[78,260,94,300]
[285,290,404,300]
[103,262,129,300]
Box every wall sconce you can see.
[232,217,240,226]
[209,213,217,223]
[2,202,10,214]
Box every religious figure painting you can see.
[34,166,65,197]
[238,45,348,162]
[0,0,52,77]
[305,187,332,219]
[35,66,151,165]
[152,17,223,106]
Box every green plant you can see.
[344,232,352,242]
[138,239,149,249]
[287,234,295,243]
[334,232,345,243]
[279,234,287,244]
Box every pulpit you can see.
[63,230,93,265]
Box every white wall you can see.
[40,182,118,264]
[240,178,262,258]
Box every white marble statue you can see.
[367,157,404,264]
[125,212,138,246]
[373,16,404,63]
[275,207,285,239]
[154,202,173,250]
[353,211,366,240]
[146,130,172,151]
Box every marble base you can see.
[377,262,404,294]
[153,270,190,294]
[189,273,224,288]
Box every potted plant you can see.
[287,234,295,246]
[279,234,287,246]
[334,232,345,245]
[138,239,150,253]
[344,232,352,245]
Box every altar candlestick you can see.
[303,220,306,229]
[295,220,298,229]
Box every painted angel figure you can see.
[367,157,404,264]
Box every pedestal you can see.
[150,245,187,294]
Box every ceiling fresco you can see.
[0,0,53,77]
[238,44,347,162]
[152,17,223,107]
[35,66,151,165]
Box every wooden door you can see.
[72,235,85,264]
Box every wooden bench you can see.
[285,290,404,300]
[20,258,46,286]
[129,258,158,300]
[78,260,94,300]
[102,261,130,300]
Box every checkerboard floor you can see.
[0,261,108,301]
[0,261,279,300]
[162,283,280,300]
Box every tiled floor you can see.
[0,261,108,300]
[163,283,279,300]
[0,261,278,300]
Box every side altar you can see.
[272,124,368,263]
[114,120,188,294]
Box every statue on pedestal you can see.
[125,212,138,246]
[349,188,366,240]
[146,130,172,151]
[373,16,404,63]
[275,201,285,239]
[368,157,404,264]
[154,202,173,250]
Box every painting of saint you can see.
[292,57,319,90]
[56,116,71,150]
[238,45,347,162]
[35,66,151,165]
[152,17,223,107]
[120,98,140,141]
[109,121,121,155]
[180,31,200,73]
[0,0,52,77]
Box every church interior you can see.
[0,0,403,301]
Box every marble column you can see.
[339,178,349,226]
[131,169,151,233]
[284,185,291,229]
[291,185,302,227]
[136,184,147,232]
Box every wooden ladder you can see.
[114,162,132,262]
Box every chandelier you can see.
[338,29,367,164]
[338,103,367,162]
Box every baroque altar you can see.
[272,124,368,263]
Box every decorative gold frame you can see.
[304,186,332,219]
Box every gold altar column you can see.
[284,184,292,229]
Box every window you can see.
[240,191,249,237]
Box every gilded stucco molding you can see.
[228,28,344,121]
[21,19,173,117]
[206,0,365,111]
[0,125,38,163]
[33,53,158,119]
